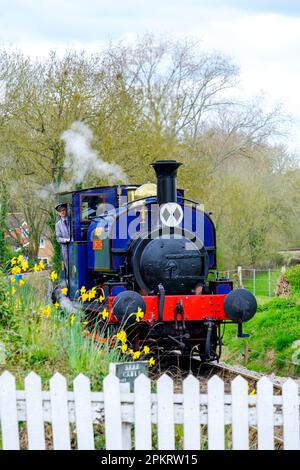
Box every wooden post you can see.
[237,266,242,287]
[244,341,249,367]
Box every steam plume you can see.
[61,121,127,185]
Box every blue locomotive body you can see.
[55,160,256,360]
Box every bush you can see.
[0,270,15,326]
[269,252,286,268]
[275,333,297,352]
[286,265,300,293]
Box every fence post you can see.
[281,265,286,274]
[268,269,271,297]
[253,269,256,296]
[237,266,242,286]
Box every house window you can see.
[39,238,45,248]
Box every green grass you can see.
[223,295,300,376]
[0,272,122,390]
[242,270,280,297]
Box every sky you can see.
[1,0,300,153]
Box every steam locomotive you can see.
[54,160,257,361]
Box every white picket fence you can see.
[0,370,299,450]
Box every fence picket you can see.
[208,375,224,450]
[0,371,20,450]
[157,374,174,450]
[257,377,274,450]
[134,374,152,450]
[231,376,249,450]
[282,379,300,450]
[183,375,200,450]
[50,373,71,450]
[25,372,45,450]
[0,369,299,450]
[103,373,123,450]
[73,374,94,450]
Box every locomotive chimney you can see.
[151,160,182,204]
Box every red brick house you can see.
[7,214,54,264]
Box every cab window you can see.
[80,195,103,222]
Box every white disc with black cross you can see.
[160,202,183,227]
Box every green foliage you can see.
[223,296,300,376]
[0,273,124,389]
[275,333,298,352]
[286,265,300,293]
[0,38,294,270]
[0,181,8,268]
[47,210,61,272]
[0,270,14,326]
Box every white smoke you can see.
[61,121,127,185]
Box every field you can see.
[242,269,280,297]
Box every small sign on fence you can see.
[109,361,148,391]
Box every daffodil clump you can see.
[10,255,46,275]
[115,326,155,368]
[10,254,29,275]
[79,285,104,303]
[32,260,45,273]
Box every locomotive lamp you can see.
[224,288,257,338]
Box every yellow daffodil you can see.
[54,302,60,309]
[135,307,144,322]
[17,255,24,263]
[101,308,109,320]
[18,279,25,286]
[80,286,86,295]
[10,257,17,266]
[81,292,89,302]
[116,330,127,344]
[33,264,40,273]
[10,277,16,283]
[11,266,21,275]
[121,343,128,353]
[88,289,96,301]
[133,351,141,360]
[148,357,155,367]
[21,261,29,272]
[98,295,105,303]
[143,345,150,355]
[128,348,134,355]
[39,261,45,270]
[40,306,51,317]
[83,321,88,325]
[61,287,68,295]
[70,314,76,326]
[11,286,16,295]
[50,271,58,282]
